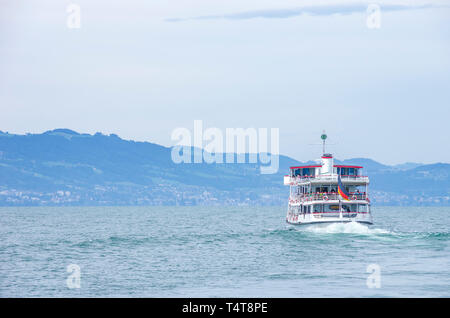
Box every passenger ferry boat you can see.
[284,133,373,226]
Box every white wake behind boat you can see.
[284,133,373,226]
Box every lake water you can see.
[0,206,449,297]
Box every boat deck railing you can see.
[289,175,369,184]
[289,193,369,202]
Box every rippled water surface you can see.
[0,206,449,297]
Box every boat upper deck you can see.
[284,154,369,186]
[285,174,369,186]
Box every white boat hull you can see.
[286,219,373,226]
[286,213,373,226]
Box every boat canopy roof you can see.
[290,164,363,170]
[290,165,322,169]
[333,165,363,169]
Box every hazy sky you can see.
[1,0,449,165]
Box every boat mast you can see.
[321,131,327,155]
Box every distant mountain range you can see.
[0,129,448,206]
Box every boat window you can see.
[358,204,367,213]
[326,205,340,212]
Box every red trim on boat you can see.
[290,165,322,169]
[312,212,369,214]
[333,165,363,168]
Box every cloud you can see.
[165,3,439,22]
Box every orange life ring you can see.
[323,195,329,201]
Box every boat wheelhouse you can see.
[284,135,372,226]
